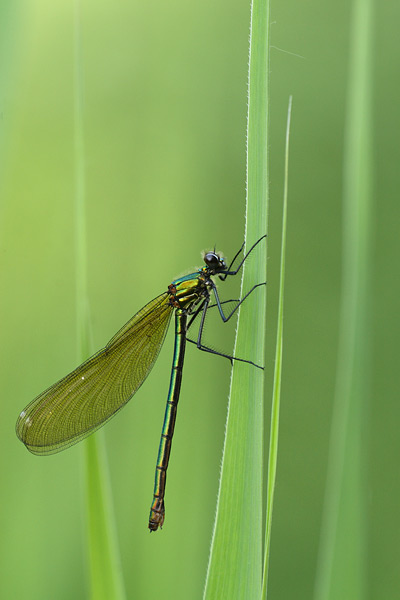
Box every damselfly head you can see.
[203,250,226,273]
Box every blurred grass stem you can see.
[313,0,373,598]
[261,96,292,599]
[73,2,126,598]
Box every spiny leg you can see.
[186,337,264,369]
[223,241,245,273]
[210,281,266,323]
[219,234,267,281]
[186,293,264,369]
[207,299,239,309]
[186,282,263,331]
[186,298,239,331]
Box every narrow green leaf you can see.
[84,434,126,600]
[203,0,269,597]
[261,96,292,599]
[74,2,126,599]
[313,0,373,598]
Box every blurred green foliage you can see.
[1,1,399,599]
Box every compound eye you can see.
[204,252,220,268]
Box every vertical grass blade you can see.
[74,2,126,599]
[261,96,292,599]
[203,0,269,597]
[84,434,126,600]
[313,0,373,598]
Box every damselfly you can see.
[16,236,265,531]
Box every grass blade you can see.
[84,434,126,600]
[203,0,269,597]
[74,2,126,598]
[261,96,292,599]
[313,0,373,597]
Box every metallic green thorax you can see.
[168,268,210,309]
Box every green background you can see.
[1,1,398,599]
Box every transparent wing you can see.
[16,293,172,455]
